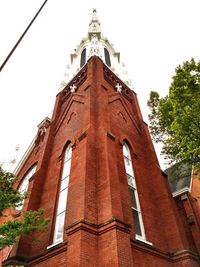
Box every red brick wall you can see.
[1,56,200,266]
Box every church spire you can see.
[88,9,102,39]
[58,9,133,91]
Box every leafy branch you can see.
[0,166,50,251]
[148,58,200,171]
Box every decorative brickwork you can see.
[103,65,133,103]
[61,65,87,102]
[1,56,200,267]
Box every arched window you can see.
[104,48,111,67]
[80,48,86,67]
[53,143,72,244]
[123,142,146,239]
[17,165,37,210]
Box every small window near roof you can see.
[104,48,111,67]
[80,48,86,67]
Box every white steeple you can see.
[58,9,132,91]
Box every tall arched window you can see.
[104,48,111,67]
[17,165,37,210]
[53,143,72,244]
[123,142,146,239]
[80,48,86,67]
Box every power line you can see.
[0,0,49,72]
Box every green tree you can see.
[148,58,200,170]
[0,166,49,250]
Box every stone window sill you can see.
[47,241,63,250]
[135,236,153,246]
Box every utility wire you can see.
[0,0,49,72]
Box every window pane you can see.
[127,174,136,188]
[18,178,29,193]
[60,177,69,191]
[28,165,37,178]
[124,157,134,176]
[65,146,72,162]
[123,144,129,158]
[57,189,68,215]
[62,160,71,179]
[16,165,36,210]
[104,48,111,67]
[123,142,145,240]
[124,156,130,167]
[80,48,86,67]
[132,209,142,236]
[16,202,23,211]
[53,212,65,243]
[129,188,137,209]
[52,143,72,245]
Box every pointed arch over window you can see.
[123,142,146,240]
[80,48,86,67]
[104,48,111,67]
[53,143,72,244]
[17,164,37,210]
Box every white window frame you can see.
[123,142,146,240]
[52,143,72,245]
[16,165,37,210]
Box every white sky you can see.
[0,0,200,171]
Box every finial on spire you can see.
[91,8,98,20]
[88,9,102,39]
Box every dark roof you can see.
[165,163,192,195]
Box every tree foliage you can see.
[148,58,200,169]
[0,166,49,250]
[0,168,25,215]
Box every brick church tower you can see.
[1,9,200,267]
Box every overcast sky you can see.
[0,0,200,171]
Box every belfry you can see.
[1,9,200,267]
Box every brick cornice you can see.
[172,249,200,263]
[66,217,131,236]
